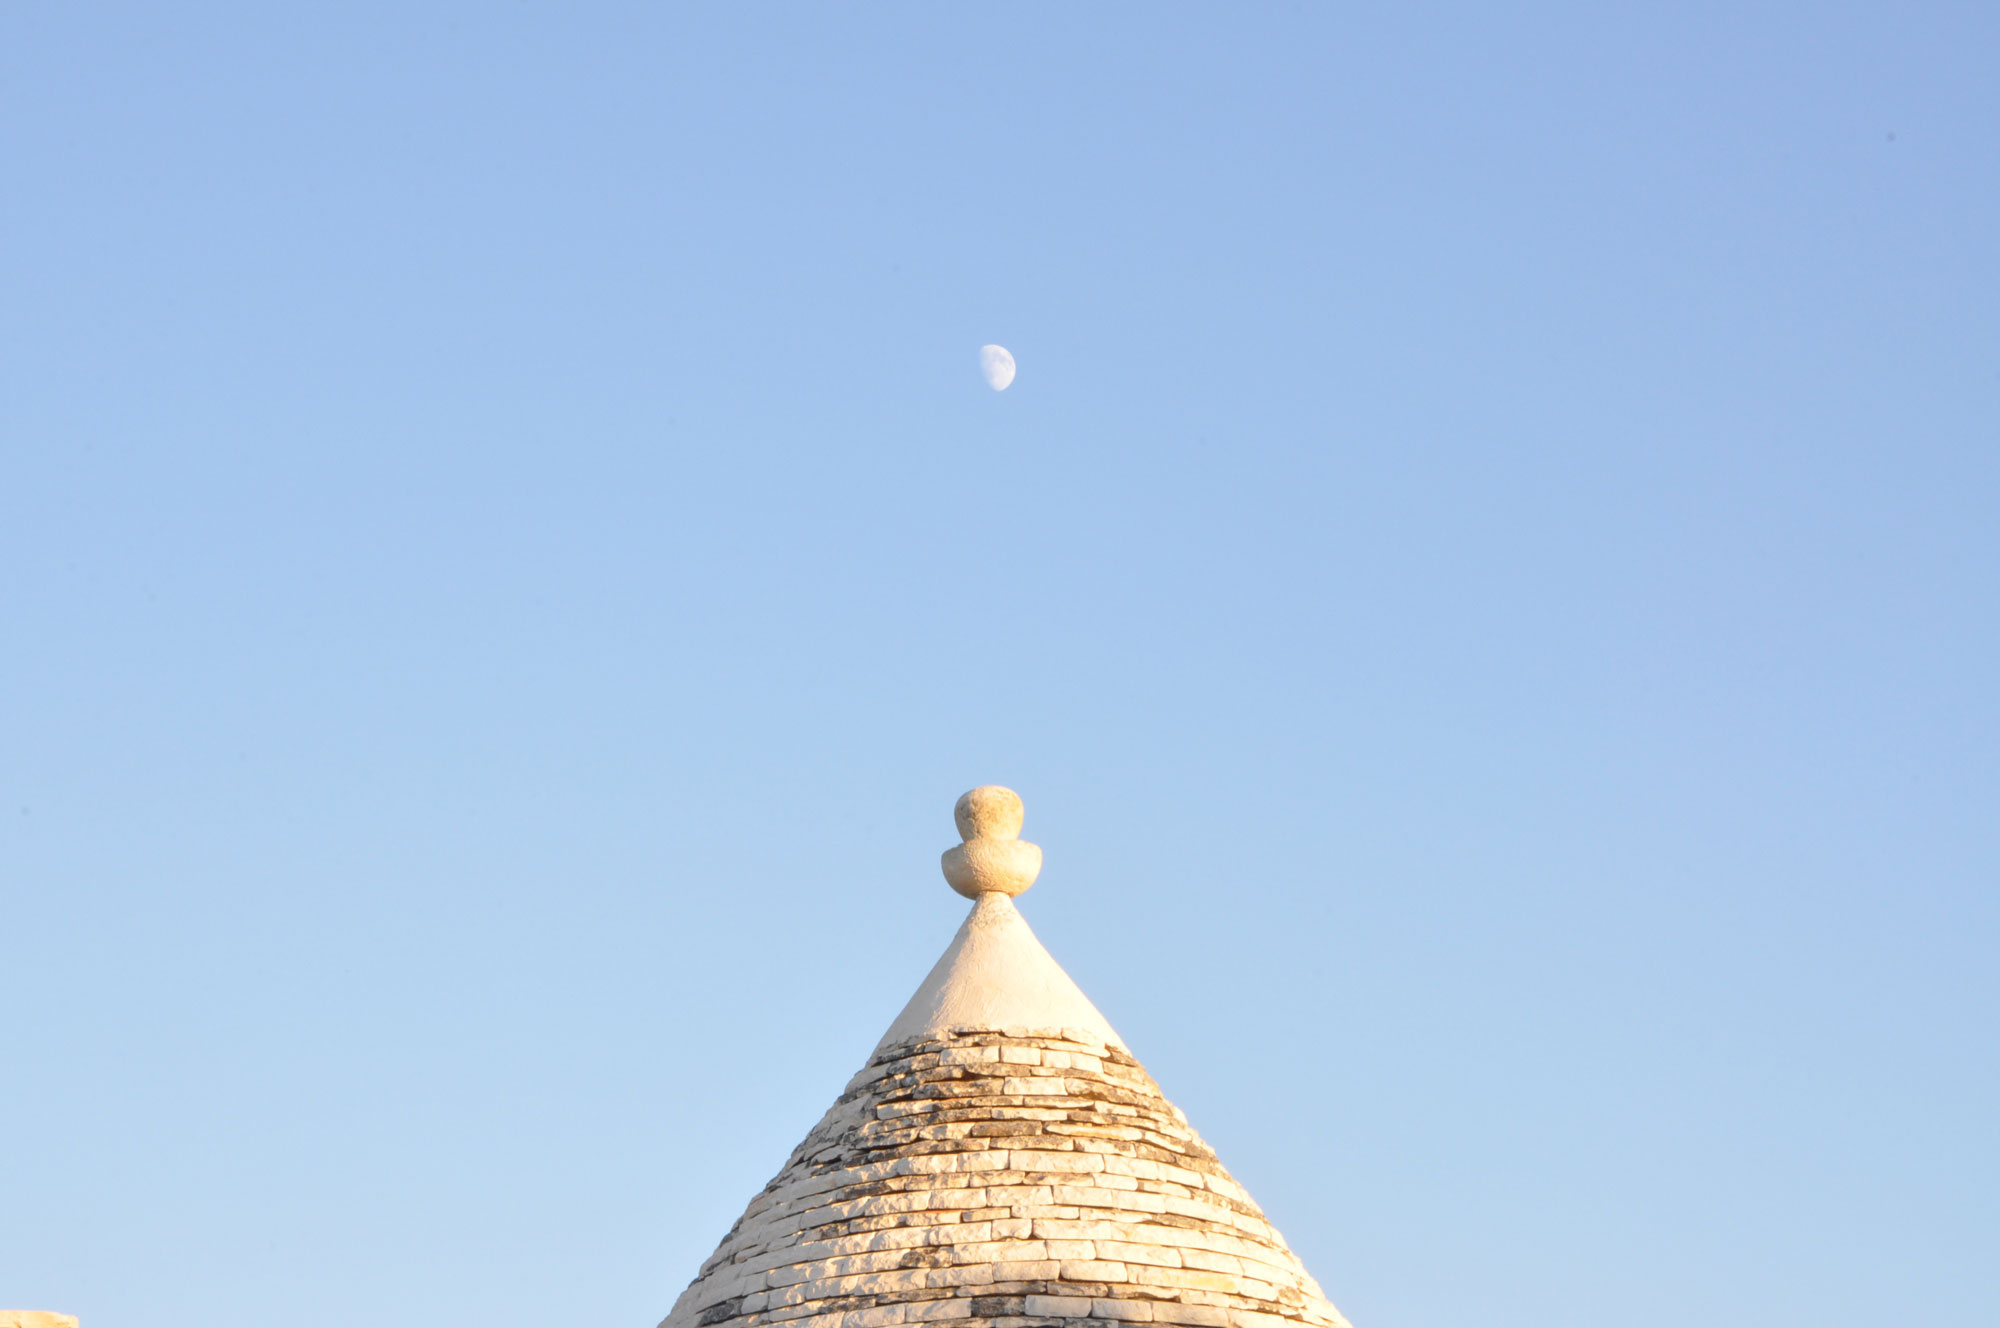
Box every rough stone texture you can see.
[942,788,1041,900]
[658,1026,1350,1328]
[660,791,1351,1328]
[954,788,1026,842]
[942,838,1043,900]
[0,1314,80,1328]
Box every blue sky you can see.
[3,5,1995,1326]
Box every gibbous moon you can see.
[979,344,1017,392]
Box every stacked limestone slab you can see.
[658,789,1350,1328]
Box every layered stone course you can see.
[661,1028,1350,1328]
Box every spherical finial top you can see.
[954,785,1025,842]
[942,785,1041,899]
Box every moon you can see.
[979,344,1016,392]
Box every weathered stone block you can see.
[1023,1295,1093,1317]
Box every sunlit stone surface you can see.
[658,789,1351,1328]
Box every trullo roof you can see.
[659,787,1351,1328]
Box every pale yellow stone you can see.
[843,1306,908,1328]
[1024,1296,1093,1318]
[941,788,1042,899]
[815,1228,926,1256]
[1011,1150,1102,1173]
[905,1301,973,1322]
[818,1251,919,1277]
[1152,1305,1232,1328]
[1032,1217,1141,1241]
[940,840,1040,892]
[979,1183,1052,1208]
[947,1238,1046,1263]
[1230,1312,1296,1328]
[952,786,1023,840]
[756,1306,821,1325]
[1006,1204,1083,1221]
[925,1222,995,1245]
[1097,1239,1184,1268]
[1202,1173,1255,1205]
[1108,1155,1165,1181]
[1153,1162,1210,1190]
[999,1077,1067,1096]
[1179,1249,1245,1275]
[937,1046,1001,1065]
[923,1265,994,1289]
[927,1188,991,1209]
[828,1192,931,1219]
[1129,1267,1245,1295]
[0,1316,79,1328]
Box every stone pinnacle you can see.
[940,784,1043,898]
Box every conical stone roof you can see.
[660,787,1351,1328]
